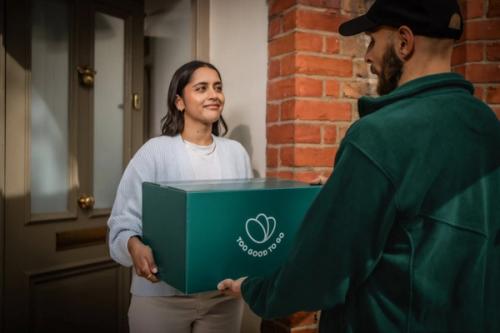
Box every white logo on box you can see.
[237,213,285,258]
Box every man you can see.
[218,0,500,332]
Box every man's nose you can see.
[364,51,372,65]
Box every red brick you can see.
[465,63,500,83]
[269,33,295,57]
[268,78,295,100]
[266,171,294,180]
[270,31,323,57]
[269,59,281,79]
[270,0,296,17]
[297,0,340,9]
[283,9,296,32]
[493,106,500,119]
[487,86,500,104]
[268,77,323,100]
[281,147,336,167]
[268,124,295,144]
[474,86,485,100]
[295,32,323,52]
[280,147,295,166]
[464,19,500,40]
[453,65,466,76]
[325,80,340,97]
[295,77,323,97]
[295,124,321,143]
[323,125,337,143]
[267,103,281,122]
[325,36,340,54]
[269,17,282,40]
[282,100,352,121]
[281,54,296,75]
[267,124,321,144]
[486,42,500,61]
[282,55,353,77]
[452,44,465,66]
[267,147,279,167]
[451,43,484,66]
[460,0,484,19]
[488,0,500,17]
[283,8,348,32]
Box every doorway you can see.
[2,0,144,331]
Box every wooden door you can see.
[3,0,144,331]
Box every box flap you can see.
[152,178,319,193]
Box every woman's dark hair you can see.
[161,60,228,137]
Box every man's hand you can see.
[217,277,247,297]
[128,236,160,283]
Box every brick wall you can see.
[453,0,500,118]
[266,0,375,185]
[263,0,499,332]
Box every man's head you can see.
[339,0,463,95]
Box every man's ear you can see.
[396,25,415,60]
[175,95,185,112]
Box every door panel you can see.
[93,11,125,210]
[28,259,126,333]
[4,0,144,331]
[30,0,74,217]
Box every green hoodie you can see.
[242,73,500,333]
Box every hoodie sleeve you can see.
[107,145,156,267]
[241,140,397,318]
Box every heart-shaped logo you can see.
[245,213,276,244]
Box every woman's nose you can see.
[207,87,218,99]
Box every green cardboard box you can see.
[142,178,321,294]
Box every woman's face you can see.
[176,67,225,129]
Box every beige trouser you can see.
[128,293,244,333]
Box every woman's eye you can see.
[195,86,206,92]
[215,86,223,92]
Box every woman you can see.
[108,60,253,332]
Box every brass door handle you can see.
[77,66,96,87]
[78,195,95,209]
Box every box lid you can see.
[146,178,319,193]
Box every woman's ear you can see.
[175,94,185,112]
[397,25,414,60]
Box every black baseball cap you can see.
[339,0,463,40]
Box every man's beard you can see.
[376,45,404,96]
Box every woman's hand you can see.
[310,175,328,185]
[217,277,247,297]
[127,236,159,283]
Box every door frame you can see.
[0,0,6,327]
[192,0,209,61]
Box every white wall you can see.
[210,0,268,178]
[211,5,268,332]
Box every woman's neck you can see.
[181,124,213,146]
